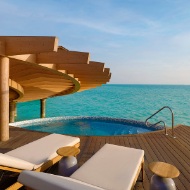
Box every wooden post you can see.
[14,102,17,117]
[0,56,9,141]
[9,101,16,123]
[40,98,46,118]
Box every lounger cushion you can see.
[0,153,34,170]
[5,134,80,169]
[18,170,103,190]
[71,144,144,190]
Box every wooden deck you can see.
[0,125,190,190]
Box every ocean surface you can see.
[16,84,190,127]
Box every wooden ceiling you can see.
[0,36,111,102]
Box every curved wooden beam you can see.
[9,57,80,102]
[9,79,24,101]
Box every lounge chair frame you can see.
[131,158,144,189]
[0,142,80,190]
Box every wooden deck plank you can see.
[135,136,156,190]
[148,133,187,190]
[0,125,190,190]
[118,136,125,146]
[77,136,91,165]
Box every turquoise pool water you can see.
[16,84,190,126]
[12,117,161,136]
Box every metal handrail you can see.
[146,120,168,136]
[145,106,176,138]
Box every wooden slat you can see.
[9,54,37,63]
[37,48,89,64]
[89,61,105,69]
[0,41,5,55]
[57,64,104,72]
[80,80,108,84]
[103,68,110,75]
[0,36,58,55]
[73,74,110,78]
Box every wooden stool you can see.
[149,162,180,190]
[57,146,80,176]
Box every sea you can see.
[16,84,190,127]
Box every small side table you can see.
[57,146,80,177]
[149,162,180,190]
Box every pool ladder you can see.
[145,106,176,138]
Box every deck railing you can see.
[145,106,176,138]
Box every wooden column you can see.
[9,101,16,123]
[40,98,46,118]
[0,56,9,141]
[14,102,17,117]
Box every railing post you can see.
[171,111,175,138]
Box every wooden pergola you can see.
[0,36,111,141]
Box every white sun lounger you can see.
[18,144,144,190]
[0,134,80,190]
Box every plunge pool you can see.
[10,117,163,136]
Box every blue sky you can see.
[1,0,190,84]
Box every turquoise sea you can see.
[16,85,190,127]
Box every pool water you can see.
[11,117,162,136]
